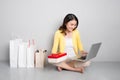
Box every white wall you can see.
[0,0,120,62]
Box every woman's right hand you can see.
[80,51,88,57]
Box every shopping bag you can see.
[34,49,47,68]
[18,42,28,68]
[9,39,22,68]
[27,40,35,68]
[48,53,67,63]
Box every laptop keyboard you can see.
[78,56,87,60]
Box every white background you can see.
[0,0,120,62]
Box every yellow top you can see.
[51,29,84,57]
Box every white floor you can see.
[0,61,120,80]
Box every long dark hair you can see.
[59,13,79,35]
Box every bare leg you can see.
[82,61,91,67]
[70,60,91,73]
[67,60,85,73]
[56,61,83,73]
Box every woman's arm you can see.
[51,31,60,53]
[76,30,88,56]
[76,30,84,51]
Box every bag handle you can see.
[28,39,35,47]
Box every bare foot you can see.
[80,66,85,73]
[57,66,62,72]
[75,67,85,73]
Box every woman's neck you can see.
[65,30,72,38]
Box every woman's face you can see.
[66,19,77,32]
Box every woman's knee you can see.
[83,61,91,67]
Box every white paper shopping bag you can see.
[9,39,22,68]
[18,42,28,68]
[27,40,35,68]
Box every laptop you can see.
[73,42,102,62]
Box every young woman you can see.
[51,14,90,73]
